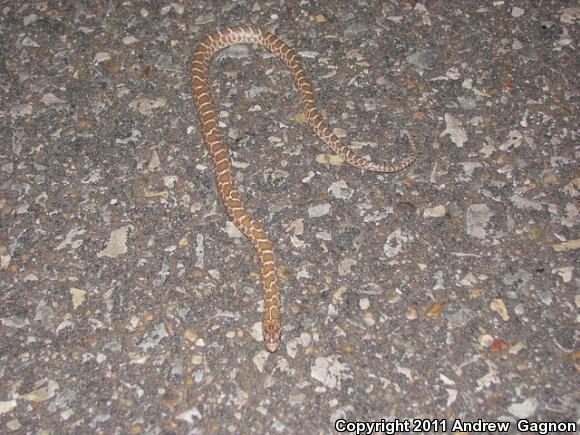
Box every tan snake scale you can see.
[191,26,416,352]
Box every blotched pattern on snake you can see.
[191,26,417,352]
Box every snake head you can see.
[263,320,281,353]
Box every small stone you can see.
[147,149,161,171]
[407,49,434,70]
[94,52,112,63]
[289,302,301,315]
[0,400,17,415]
[250,321,263,342]
[561,7,580,25]
[363,312,376,326]
[311,356,352,389]
[0,255,12,270]
[224,221,243,238]
[252,350,269,373]
[184,329,198,342]
[69,287,87,309]
[457,96,477,110]
[286,338,298,358]
[123,36,139,45]
[6,419,21,430]
[338,258,356,276]
[552,239,580,252]
[508,341,525,355]
[359,298,370,310]
[194,338,205,347]
[308,203,331,218]
[479,334,494,347]
[414,3,427,13]
[289,393,306,406]
[405,307,417,320]
[315,154,344,166]
[467,204,494,239]
[332,286,347,302]
[383,228,406,258]
[288,219,304,236]
[293,113,307,123]
[423,205,446,217]
[508,397,538,418]
[511,7,524,17]
[425,302,443,318]
[22,36,40,47]
[61,409,75,421]
[553,266,573,283]
[396,366,412,380]
[395,201,416,214]
[459,160,483,178]
[0,316,28,328]
[447,308,473,329]
[176,407,202,423]
[445,67,461,80]
[339,343,354,353]
[41,93,65,105]
[328,180,353,200]
[23,13,38,26]
[129,97,167,115]
[562,203,578,228]
[20,379,59,402]
[490,338,509,352]
[10,103,33,118]
[298,333,312,347]
[97,225,132,258]
[510,194,542,211]
[563,178,580,197]
[490,298,510,321]
[441,113,467,147]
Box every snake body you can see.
[191,26,416,352]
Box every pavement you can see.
[1,1,578,433]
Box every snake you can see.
[191,25,417,353]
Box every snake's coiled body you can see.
[191,26,416,352]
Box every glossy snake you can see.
[191,26,416,352]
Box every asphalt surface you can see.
[1,1,578,433]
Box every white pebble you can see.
[511,7,524,17]
[308,203,331,218]
[423,205,446,217]
[359,297,370,310]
